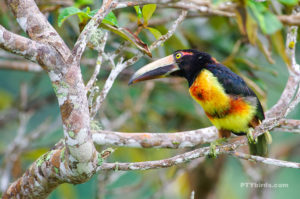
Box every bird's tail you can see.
[248,131,272,157]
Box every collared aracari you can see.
[129,49,271,157]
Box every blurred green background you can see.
[1,0,300,198]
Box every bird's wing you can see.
[205,63,265,120]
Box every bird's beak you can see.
[128,55,180,85]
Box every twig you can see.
[278,14,300,26]
[86,32,108,91]
[116,1,300,26]
[115,0,233,17]
[285,25,300,74]
[102,81,154,130]
[230,152,300,169]
[190,191,195,199]
[0,60,42,72]
[0,111,32,192]
[0,116,60,192]
[98,139,243,171]
[72,0,113,64]
[99,138,300,171]
[91,10,188,118]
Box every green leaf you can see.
[247,1,282,35]
[88,10,119,26]
[142,4,156,25]
[278,0,298,6]
[103,12,119,26]
[146,27,162,40]
[58,7,82,27]
[58,7,118,27]
[58,7,150,55]
[77,7,90,23]
[82,7,90,14]
[100,23,151,57]
[88,9,98,17]
[261,12,282,34]
[134,6,142,19]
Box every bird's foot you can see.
[208,138,227,158]
[247,128,257,144]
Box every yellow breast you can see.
[189,69,230,114]
[189,69,256,132]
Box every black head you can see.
[171,49,214,85]
[128,49,215,86]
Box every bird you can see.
[129,49,271,157]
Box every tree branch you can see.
[5,0,72,60]
[86,32,108,91]
[0,25,64,70]
[98,139,243,171]
[0,60,42,72]
[91,10,188,118]
[116,1,300,26]
[72,0,113,64]
[92,119,300,149]
[93,126,218,148]
[99,132,300,171]
[230,151,300,169]
[278,14,300,26]
[95,8,300,172]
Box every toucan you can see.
[129,49,271,157]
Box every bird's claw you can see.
[208,138,227,158]
[247,128,257,144]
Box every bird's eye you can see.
[175,53,182,59]
[198,56,203,60]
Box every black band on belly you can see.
[205,108,231,119]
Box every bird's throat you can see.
[189,69,230,114]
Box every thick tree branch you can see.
[3,148,64,199]
[2,1,105,198]
[93,126,218,149]
[0,25,64,71]
[5,0,72,60]
[92,119,300,148]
